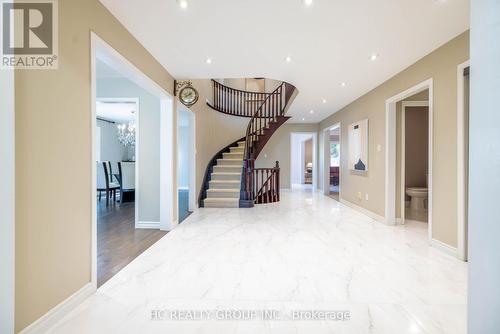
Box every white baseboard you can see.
[135,221,160,229]
[340,199,385,224]
[430,238,458,258]
[20,283,94,334]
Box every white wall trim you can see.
[385,78,433,246]
[430,238,458,258]
[136,221,160,229]
[0,56,15,334]
[340,199,385,224]
[400,101,429,224]
[457,60,470,262]
[19,283,94,334]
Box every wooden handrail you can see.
[208,79,283,118]
[246,161,280,204]
[203,78,296,206]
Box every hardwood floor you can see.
[97,199,167,287]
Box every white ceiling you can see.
[96,100,137,123]
[99,0,469,123]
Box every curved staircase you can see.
[199,79,298,208]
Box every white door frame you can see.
[290,132,318,190]
[385,79,433,243]
[457,60,470,261]
[176,106,197,213]
[400,101,429,224]
[90,32,175,288]
[321,123,341,198]
[0,59,15,334]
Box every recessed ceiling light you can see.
[303,0,313,6]
[309,110,314,114]
[322,99,327,104]
[340,82,346,87]
[205,58,212,64]
[285,56,292,63]
[302,117,305,121]
[177,0,188,9]
[370,53,379,61]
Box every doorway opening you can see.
[91,33,174,288]
[386,79,433,242]
[290,132,317,190]
[399,96,429,224]
[177,106,196,223]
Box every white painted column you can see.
[0,65,15,333]
[468,1,500,332]
[160,97,176,231]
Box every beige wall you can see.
[319,31,469,247]
[14,0,174,331]
[256,124,320,189]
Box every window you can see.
[330,142,340,167]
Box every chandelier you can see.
[116,121,136,147]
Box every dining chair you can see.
[118,161,135,203]
[96,161,120,205]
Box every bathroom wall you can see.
[405,107,429,198]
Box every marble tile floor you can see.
[50,188,467,334]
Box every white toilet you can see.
[406,187,428,211]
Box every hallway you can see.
[52,189,467,334]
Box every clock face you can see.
[179,86,199,106]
